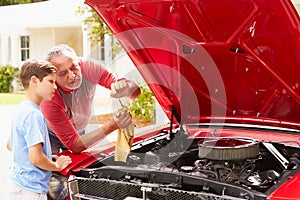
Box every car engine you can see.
[68,127,300,200]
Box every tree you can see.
[76,5,122,59]
[0,0,45,6]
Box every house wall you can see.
[53,27,83,56]
[0,29,26,67]
[0,0,85,67]
[29,27,83,60]
[29,28,55,60]
[0,27,83,67]
[293,0,300,12]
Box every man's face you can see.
[50,53,82,92]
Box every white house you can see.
[0,0,124,68]
[294,0,300,11]
[0,0,83,67]
[0,0,299,92]
[0,0,299,68]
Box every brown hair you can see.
[20,59,57,89]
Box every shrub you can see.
[130,85,156,123]
[0,65,19,93]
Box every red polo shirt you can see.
[40,58,118,151]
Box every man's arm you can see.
[81,58,141,99]
[73,110,132,153]
[41,97,80,152]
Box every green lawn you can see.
[0,93,25,106]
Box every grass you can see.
[0,93,26,106]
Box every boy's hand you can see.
[55,155,72,171]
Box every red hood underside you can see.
[85,0,300,130]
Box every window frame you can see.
[20,35,30,61]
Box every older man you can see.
[40,44,140,154]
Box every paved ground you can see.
[0,105,16,199]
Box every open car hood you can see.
[85,0,300,130]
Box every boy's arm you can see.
[29,143,71,171]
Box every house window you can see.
[92,41,105,61]
[100,40,105,61]
[20,36,30,61]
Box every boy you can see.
[6,59,72,200]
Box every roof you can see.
[0,0,84,29]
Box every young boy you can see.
[6,59,72,200]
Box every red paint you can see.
[85,0,300,130]
[60,0,300,199]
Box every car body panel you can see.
[85,0,300,131]
[53,1,300,200]
[59,150,99,176]
[268,172,300,199]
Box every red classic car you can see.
[50,0,300,199]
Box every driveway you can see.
[0,105,17,199]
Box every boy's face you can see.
[37,72,57,100]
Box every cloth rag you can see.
[115,122,134,162]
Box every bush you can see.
[0,65,19,93]
[130,85,156,123]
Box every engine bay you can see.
[74,127,300,199]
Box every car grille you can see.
[73,177,244,200]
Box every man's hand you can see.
[110,79,141,99]
[113,110,132,129]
